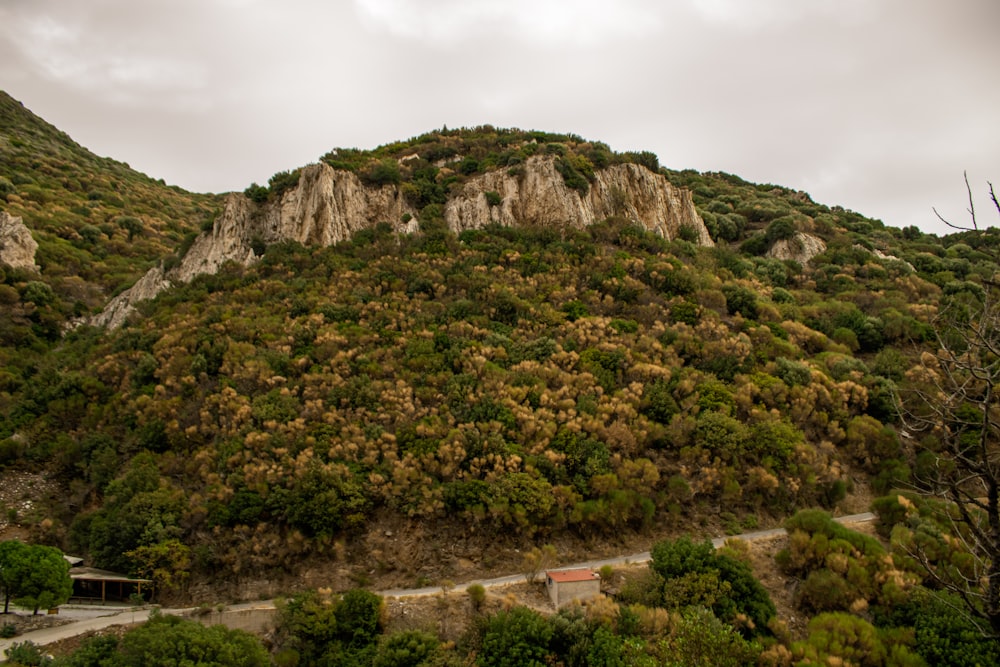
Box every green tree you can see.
[793,612,887,667]
[881,588,1000,667]
[373,630,440,667]
[335,588,383,649]
[659,607,762,666]
[1,542,72,615]
[650,537,775,635]
[479,607,553,667]
[0,540,32,614]
[125,539,191,599]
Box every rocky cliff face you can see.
[0,211,38,272]
[93,157,710,328]
[445,157,712,244]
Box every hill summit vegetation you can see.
[2,91,1000,664]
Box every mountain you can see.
[2,90,1000,641]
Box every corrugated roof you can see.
[69,567,151,583]
[546,568,599,583]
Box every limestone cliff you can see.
[93,158,710,328]
[0,211,39,272]
[445,157,711,244]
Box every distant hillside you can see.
[1,91,998,627]
[0,91,219,336]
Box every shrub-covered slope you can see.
[0,91,219,341]
[2,92,998,602]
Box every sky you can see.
[1,0,998,235]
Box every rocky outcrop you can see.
[445,157,712,244]
[767,232,827,265]
[93,158,710,328]
[91,266,172,329]
[0,211,38,272]
[174,165,416,283]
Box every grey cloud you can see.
[0,0,996,233]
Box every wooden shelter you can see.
[69,567,151,603]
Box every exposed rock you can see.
[89,265,172,329]
[0,211,39,272]
[445,157,712,244]
[856,244,915,272]
[92,158,710,328]
[767,232,827,264]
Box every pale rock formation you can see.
[93,158,710,328]
[0,211,39,272]
[766,232,827,265]
[856,244,915,272]
[445,157,712,244]
[92,266,172,329]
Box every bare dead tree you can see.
[933,171,999,233]
[898,291,1000,635]
[896,182,1000,635]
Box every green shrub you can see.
[880,588,1000,667]
[243,182,268,203]
[3,641,50,666]
[765,216,796,243]
[722,285,758,320]
[650,537,775,635]
[365,159,402,186]
[479,607,553,667]
[794,612,886,667]
[661,606,763,667]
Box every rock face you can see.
[0,211,38,272]
[93,266,172,329]
[767,232,827,265]
[93,157,711,328]
[445,157,712,244]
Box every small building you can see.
[545,568,601,608]
[70,567,152,603]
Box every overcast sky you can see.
[2,0,998,235]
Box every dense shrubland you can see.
[3,215,934,582]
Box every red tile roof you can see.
[546,569,600,583]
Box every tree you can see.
[896,180,1000,635]
[649,537,775,635]
[0,542,71,615]
[521,544,557,584]
[0,540,32,614]
[14,545,72,614]
[374,630,440,667]
[114,611,269,667]
[125,539,191,599]
[479,607,553,667]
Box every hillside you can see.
[2,92,1000,662]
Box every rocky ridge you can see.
[0,211,39,272]
[92,156,711,328]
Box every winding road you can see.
[0,512,874,659]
